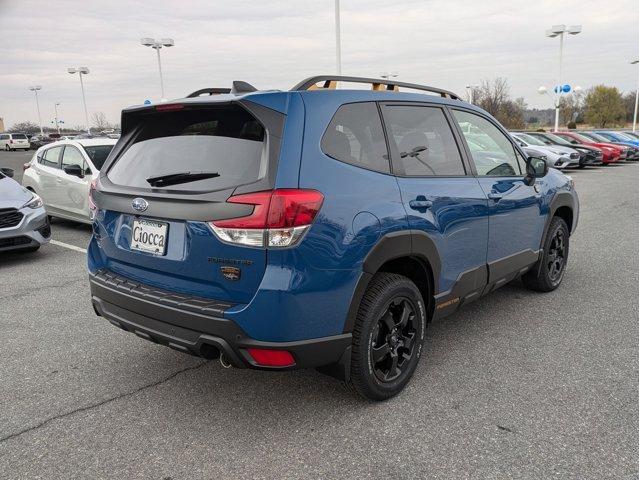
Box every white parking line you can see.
[49,240,87,254]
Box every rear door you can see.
[93,102,282,304]
[36,145,64,213]
[59,145,91,220]
[451,109,546,284]
[380,103,489,308]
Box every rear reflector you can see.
[209,189,323,248]
[246,348,296,367]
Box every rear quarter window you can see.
[107,105,267,192]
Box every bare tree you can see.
[8,121,40,134]
[474,78,526,129]
[91,112,112,131]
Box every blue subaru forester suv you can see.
[88,76,579,400]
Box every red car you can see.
[555,131,625,164]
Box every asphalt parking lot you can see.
[1,149,638,479]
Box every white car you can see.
[511,133,579,169]
[22,139,117,224]
[0,133,31,151]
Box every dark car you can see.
[88,75,579,400]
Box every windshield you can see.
[615,132,636,141]
[583,132,610,142]
[543,133,573,146]
[515,133,546,146]
[107,105,266,192]
[12,134,27,139]
[82,145,114,170]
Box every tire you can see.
[522,216,570,292]
[348,272,426,401]
[578,164,586,169]
[5,145,10,151]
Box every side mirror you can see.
[0,167,15,178]
[524,156,548,185]
[63,164,85,178]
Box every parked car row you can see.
[509,129,639,170]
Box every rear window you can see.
[107,105,266,191]
[82,145,113,170]
[12,134,27,139]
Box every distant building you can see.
[0,117,5,132]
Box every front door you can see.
[380,103,489,311]
[451,109,546,284]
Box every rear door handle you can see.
[56,177,63,183]
[409,199,433,209]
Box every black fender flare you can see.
[540,191,576,249]
[342,230,441,334]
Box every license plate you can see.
[131,218,168,255]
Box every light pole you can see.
[545,24,582,131]
[334,0,342,75]
[466,84,479,104]
[54,102,61,134]
[28,86,44,135]
[631,60,639,133]
[68,67,90,133]
[141,37,174,100]
[381,72,398,80]
[538,84,582,129]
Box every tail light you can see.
[23,162,31,171]
[9,139,13,144]
[88,179,98,213]
[209,189,324,248]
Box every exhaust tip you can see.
[219,353,233,369]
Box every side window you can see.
[40,146,62,168]
[452,110,522,176]
[321,103,390,173]
[382,105,465,176]
[0,134,8,140]
[61,146,87,173]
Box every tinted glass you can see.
[321,103,390,173]
[82,144,113,170]
[382,105,465,176]
[41,146,62,168]
[0,135,8,140]
[453,110,521,176]
[108,105,266,191]
[12,134,27,139]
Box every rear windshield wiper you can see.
[146,171,220,187]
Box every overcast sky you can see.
[1,0,638,129]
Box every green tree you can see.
[622,91,637,123]
[583,85,626,127]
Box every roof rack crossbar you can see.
[291,75,460,100]
[187,88,232,98]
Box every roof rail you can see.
[187,88,232,98]
[291,75,460,100]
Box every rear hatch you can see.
[92,100,284,305]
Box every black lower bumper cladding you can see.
[89,270,351,372]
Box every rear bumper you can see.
[89,269,352,371]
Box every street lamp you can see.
[545,24,582,131]
[54,102,61,134]
[141,37,174,100]
[381,72,398,80]
[68,67,90,133]
[631,60,639,133]
[334,1,342,75]
[28,86,44,135]
[466,84,479,104]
